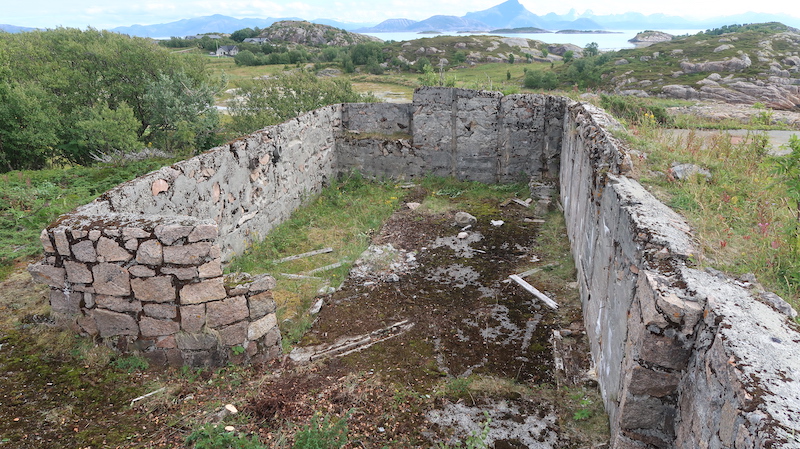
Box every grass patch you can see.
[226,172,407,351]
[0,158,178,280]
[615,112,800,312]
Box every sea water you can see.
[363,29,703,51]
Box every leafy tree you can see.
[341,56,355,73]
[508,54,515,64]
[230,27,260,42]
[563,50,574,63]
[143,71,221,153]
[0,28,222,167]
[0,81,60,172]
[367,61,385,75]
[414,57,431,73]
[227,71,377,135]
[563,57,603,88]
[234,50,259,66]
[453,51,467,64]
[584,42,599,57]
[74,102,141,159]
[350,42,384,66]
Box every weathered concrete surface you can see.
[337,87,565,183]
[29,87,800,448]
[560,99,800,448]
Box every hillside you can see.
[259,21,381,46]
[384,34,576,66]
[590,23,800,109]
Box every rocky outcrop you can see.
[679,53,752,73]
[629,30,673,46]
[547,43,583,57]
[662,74,800,110]
[259,20,381,47]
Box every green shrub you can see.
[186,424,266,449]
[292,413,349,449]
[524,70,559,90]
[599,95,671,126]
[111,355,149,373]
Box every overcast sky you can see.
[3,0,793,29]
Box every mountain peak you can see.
[463,0,541,29]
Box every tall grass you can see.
[619,107,800,311]
[0,158,178,280]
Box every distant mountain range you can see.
[0,24,38,33]
[1,0,798,37]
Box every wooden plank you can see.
[511,198,531,208]
[306,261,346,275]
[272,247,333,264]
[501,263,560,283]
[280,273,324,280]
[509,274,559,310]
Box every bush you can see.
[234,50,259,66]
[293,413,349,449]
[524,70,559,90]
[227,71,377,135]
[599,95,671,126]
[186,424,266,449]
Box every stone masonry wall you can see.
[560,101,800,448]
[27,106,343,367]
[29,87,800,447]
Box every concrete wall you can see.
[560,101,800,448]
[29,87,800,447]
[336,87,565,183]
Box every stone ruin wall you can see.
[28,87,800,448]
[27,106,342,366]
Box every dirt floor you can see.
[0,187,608,448]
[238,187,609,448]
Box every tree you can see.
[0,81,60,171]
[143,71,221,153]
[0,28,222,166]
[74,102,141,159]
[508,54,515,64]
[414,57,431,73]
[234,50,258,66]
[230,27,260,42]
[563,51,574,63]
[227,71,377,135]
[350,42,384,66]
[584,42,599,57]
